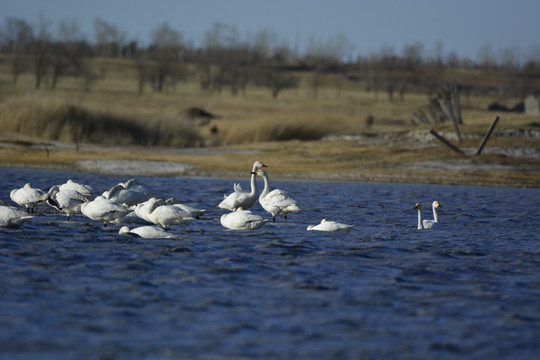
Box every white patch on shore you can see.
[76,160,193,176]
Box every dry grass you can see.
[0,58,538,187]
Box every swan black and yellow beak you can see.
[414,203,420,210]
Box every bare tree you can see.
[32,14,52,89]
[0,18,33,86]
[147,22,185,93]
[258,68,299,98]
[94,18,126,79]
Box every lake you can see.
[0,167,539,359]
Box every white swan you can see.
[254,169,300,223]
[218,161,268,211]
[220,208,268,230]
[165,197,206,219]
[422,201,442,229]
[307,219,353,232]
[81,196,130,226]
[0,200,33,227]
[414,203,424,230]
[10,183,44,213]
[59,179,93,199]
[119,225,176,239]
[121,178,157,197]
[40,185,88,220]
[104,184,149,207]
[134,197,165,223]
[136,197,193,230]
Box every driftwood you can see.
[429,129,465,155]
[476,116,500,155]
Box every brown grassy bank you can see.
[0,60,539,187]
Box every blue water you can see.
[0,167,539,360]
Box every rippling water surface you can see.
[0,167,539,359]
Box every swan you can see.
[165,197,206,219]
[10,183,45,213]
[220,208,268,230]
[137,197,193,230]
[254,169,300,223]
[59,179,93,199]
[121,178,157,197]
[218,161,268,211]
[414,203,424,230]
[307,219,353,232]
[0,200,33,227]
[104,184,149,207]
[134,197,166,223]
[40,185,88,220]
[81,196,130,226]
[119,225,176,239]
[421,201,442,229]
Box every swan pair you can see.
[219,162,301,230]
[415,201,442,229]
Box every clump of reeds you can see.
[219,115,340,144]
[0,97,202,147]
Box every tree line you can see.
[1,16,539,99]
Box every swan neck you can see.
[432,205,439,222]
[417,209,423,229]
[249,172,257,195]
[260,173,270,198]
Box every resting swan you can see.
[307,219,353,232]
[40,185,89,220]
[81,196,130,226]
[218,161,267,211]
[119,225,176,239]
[220,208,268,230]
[0,200,33,227]
[254,169,300,223]
[415,201,441,229]
[10,183,44,213]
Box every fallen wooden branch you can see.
[476,116,500,155]
[429,129,465,155]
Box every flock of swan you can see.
[0,161,442,236]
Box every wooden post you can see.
[476,116,500,155]
[430,129,465,155]
[452,83,463,125]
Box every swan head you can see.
[432,201,441,208]
[252,161,268,171]
[252,169,268,178]
[414,203,421,210]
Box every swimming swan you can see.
[40,185,88,220]
[81,196,130,226]
[220,208,268,230]
[0,200,33,227]
[417,201,441,229]
[307,219,353,232]
[10,183,44,213]
[218,161,268,211]
[254,169,300,223]
[119,225,176,239]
